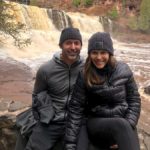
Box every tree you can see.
[72,0,81,7]
[107,6,119,20]
[0,0,31,48]
[83,0,93,6]
[138,0,150,32]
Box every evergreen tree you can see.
[0,0,30,47]
[138,0,150,32]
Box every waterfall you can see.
[9,2,103,32]
[67,12,103,33]
[47,9,72,30]
[99,16,112,33]
[22,5,56,30]
[108,19,113,34]
[0,2,104,60]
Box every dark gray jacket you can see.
[32,91,55,124]
[65,61,141,150]
[16,91,54,137]
[32,52,84,122]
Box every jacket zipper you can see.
[64,66,71,120]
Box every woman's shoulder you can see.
[114,61,133,77]
[116,61,130,69]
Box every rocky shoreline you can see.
[0,57,33,150]
[0,58,33,106]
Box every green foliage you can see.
[83,0,93,6]
[128,16,138,30]
[121,0,126,15]
[30,0,38,6]
[72,0,81,7]
[122,0,126,8]
[107,6,119,20]
[138,0,150,32]
[0,0,31,48]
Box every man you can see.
[24,27,88,150]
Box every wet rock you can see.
[0,116,15,128]
[0,57,33,150]
[0,56,33,111]
[0,127,17,150]
[0,58,33,106]
[145,136,150,150]
[138,129,150,150]
[144,85,150,95]
[8,101,27,112]
[0,114,22,150]
[0,116,16,150]
[0,98,11,111]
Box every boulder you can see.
[144,85,150,95]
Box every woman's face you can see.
[90,50,110,69]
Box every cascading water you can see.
[0,2,104,62]
[0,2,150,88]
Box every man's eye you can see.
[66,41,71,45]
[101,52,107,55]
[74,41,80,45]
[92,51,98,55]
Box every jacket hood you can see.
[53,52,84,67]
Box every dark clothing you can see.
[65,61,141,150]
[25,122,88,150]
[15,91,54,150]
[32,52,84,122]
[15,130,29,150]
[32,91,54,124]
[25,52,85,150]
[16,91,54,139]
[26,122,65,150]
[87,118,140,150]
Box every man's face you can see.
[61,39,82,64]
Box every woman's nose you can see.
[96,53,102,59]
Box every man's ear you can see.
[59,44,62,49]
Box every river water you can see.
[1,34,150,88]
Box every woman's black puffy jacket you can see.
[65,61,141,150]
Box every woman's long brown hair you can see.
[83,55,117,87]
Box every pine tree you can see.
[0,0,31,47]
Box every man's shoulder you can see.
[38,59,55,73]
[75,56,85,68]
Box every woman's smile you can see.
[90,50,110,69]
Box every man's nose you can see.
[70,43,76,49]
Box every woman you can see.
[64,32,141,150]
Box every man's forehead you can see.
[64,39,81,42]
[63,39,82,45]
